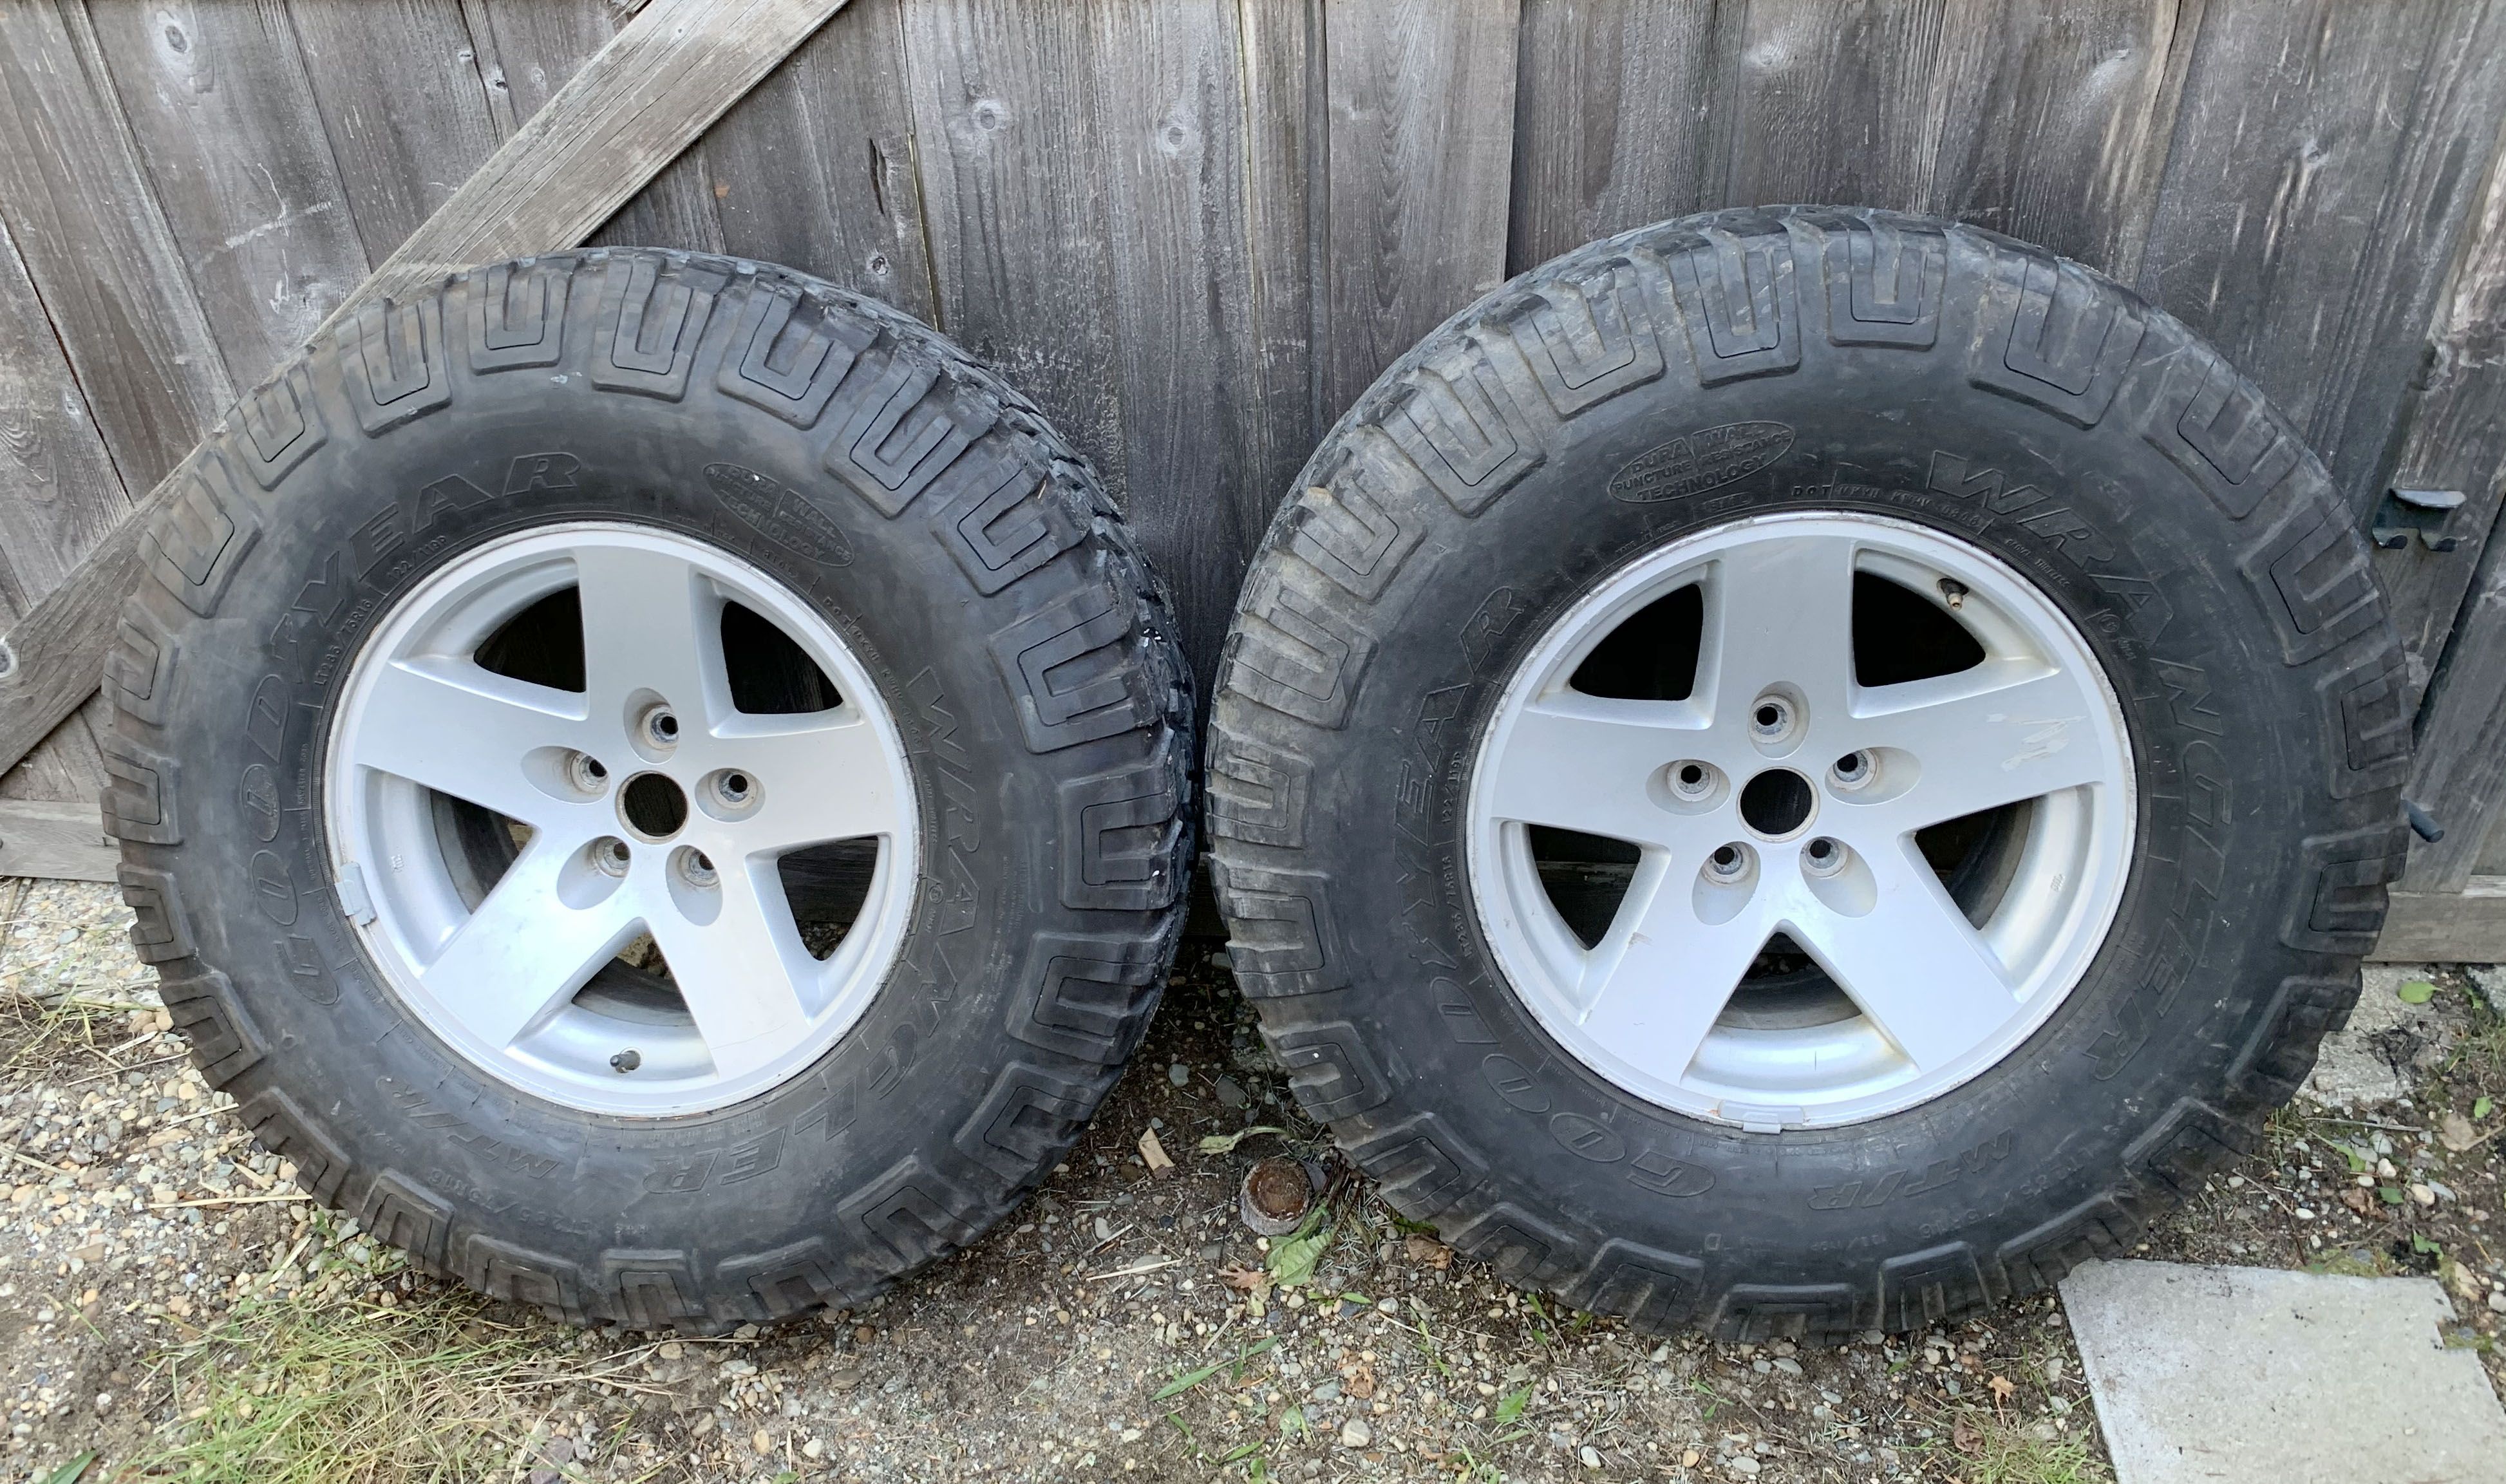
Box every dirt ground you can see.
[1,875,2500,1484]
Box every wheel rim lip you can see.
[321,521,921,1117]
[1464,510,2136,1129]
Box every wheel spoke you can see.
[1787,844,2017,1073]
[352,657,589,826]
[572,543,731,732]
[1856,662,2113,827]
[706,711,907,853]
[1570,853,1769,1082]
[1702,534,1860,718]
[646,861,817,1083]
[415,838,639,1050]
[1481,695,1710,849]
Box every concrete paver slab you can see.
[2060,1259,2506,1484]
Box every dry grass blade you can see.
[135,1288,600,1484]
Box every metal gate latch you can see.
[2372,487,2467,552]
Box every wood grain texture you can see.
[1509,0,2189,278]
[0,527,144,793]
[898,0,1126,495]
[2375,129,2506,701]
[1089,0,1306,688]
[0,216,129,615]
[1928,0,2192,273]
[1237,0,1323,520]
[1507,0,1733,274]
[1317,0,1522,422]
[0,1,234,496]
[703,0,934,319]
[285,0,507,261]
[88,0,372,379]
[0,0,853,783]
[310,0,851,336]
[458,0,736,253]
[2138,0,2506,511]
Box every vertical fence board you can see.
[2377,134,2506,702]
[1928,0,2189,273]
[1084,0,1296,687]
[702,0,934,319]
[1506,0,1732,274]
[900,0,1127,499]
[88,0,371,376]
[0,217,129,615]
[1316,0,1522,422]
[0,1,234,496]
[1716,0,1961,211]
[0,216,131,807]
[286,0,506,261]
[2138,0,2506,512]
[1508,1,2183,281]
[1237,0,1322,507]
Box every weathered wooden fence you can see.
[2,0,2504,955]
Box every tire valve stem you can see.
[609,1049,642,1074]
[1938,578,1970,610]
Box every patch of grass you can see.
[135,1286,638,1484]
[1927,1407,2112,1484]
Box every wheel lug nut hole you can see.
[1746,691,1801,747]
[1664,760,1720,804]
[592,837,631,876]
[565,751,610,794]
[1803,836,1848,877]
[1704,843,1752,883]
[675,845,719,888]
[699,768,763,820]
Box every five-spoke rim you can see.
[323,523,919,1116]
[1466,511,2133,1129]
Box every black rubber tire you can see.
[105,248,1192,1329]
[1207,207,2409,1342]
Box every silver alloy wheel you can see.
[323,523,919,1116]
[1467,511,2133,1129]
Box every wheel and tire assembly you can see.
[106,249,1191,1328]
[1209,208,2407,1338]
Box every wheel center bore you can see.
[620,771,690,839]
[1738,767,1814,838]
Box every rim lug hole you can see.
[1828,750,1876,793]
[567,751,610,794]
[1705,843,1752,883]
[1803,836,1849,878]
[1748,692,1800,746]
[1666,760,1719,803]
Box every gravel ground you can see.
[1,874,2499,1484]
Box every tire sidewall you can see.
[1211,212,2404,1324]
[121,253,1190,1322]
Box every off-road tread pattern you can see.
[1209,207,2404,1341]
[109,247,1192,1331]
